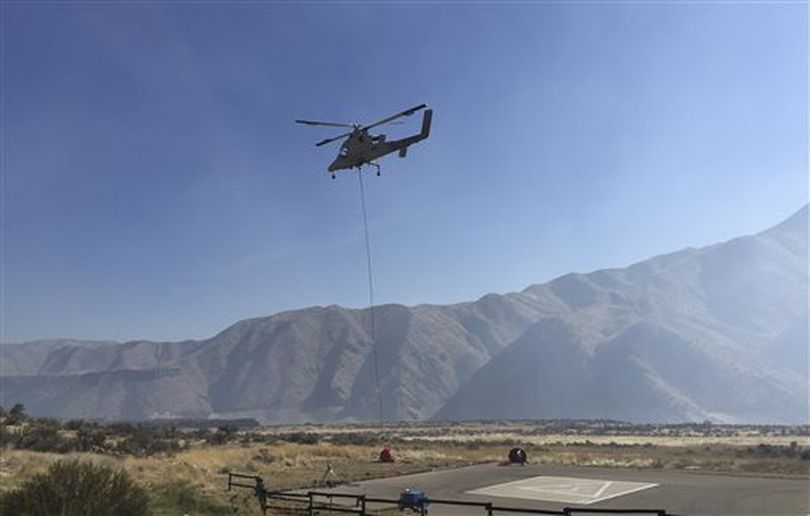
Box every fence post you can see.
[360,495,367,516]
[308,492,313,516]
[485,502,493,516]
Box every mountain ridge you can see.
[2,205,807,423]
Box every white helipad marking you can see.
[593,481,613,498]
[468,475,658,505]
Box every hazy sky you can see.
[2,2,807,343]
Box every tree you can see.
[7,403,26,425]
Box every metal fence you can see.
[227,472,670,516]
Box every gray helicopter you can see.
[296,104,433,179]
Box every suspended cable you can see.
[357,169,385,429]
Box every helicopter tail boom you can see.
[392,109,433,149]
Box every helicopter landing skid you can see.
[332,162,380,180]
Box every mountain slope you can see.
[2,206,807,423]
[1,295,555,421]
[438,206,808,423]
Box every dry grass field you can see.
[1,419,808,515]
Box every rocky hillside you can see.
[438,206,808,423]
[1,296,551,422]
[2,207,807,423]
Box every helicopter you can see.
[296,104,433,179]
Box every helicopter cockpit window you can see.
[340,146,350,157]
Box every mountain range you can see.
[2,206,807,424]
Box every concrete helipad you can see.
[468,475,658,505]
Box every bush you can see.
[16,424,71,453]
[75,426,108,452]
[252,448,276,464]
[6,403,27,425]
[330,432,381,446]
[116,432,180,456]
[0,425,13,446]
[65,419,94,431]
[0,459,149,515]
[110,424,181,456]
[206,426,237,446]
[279,431,320,445]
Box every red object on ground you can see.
[508,447,528,464]
[379,447,396,462]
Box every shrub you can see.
[16,424,71,453]
[253,448,276,464]
[116,433,180,456]
[329,432,380,446]
[109,424,181,456]
[75,426,108,452]
[206,426,237,446]
[0,425,13,446]
[279,431,320,445]
[0,459,149,515]
[65,419,92,431]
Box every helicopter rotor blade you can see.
[315,132,352,147]
[362,103,427,131]
[295,119,355,128]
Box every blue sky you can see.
[2,2,807,343]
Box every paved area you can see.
[307,462,810,515]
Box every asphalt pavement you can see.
[306,462,809,516]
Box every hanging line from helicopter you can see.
[295,104,433,429]
[356,169,385,429]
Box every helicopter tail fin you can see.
[420,109,433,140]
[392,108,432,153]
